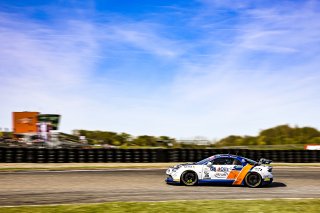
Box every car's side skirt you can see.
[198,179,234,184]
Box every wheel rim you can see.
[247,173,260,187]
[184,173,196,184]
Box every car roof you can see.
[209,154,248,162]
[214,154,241,158]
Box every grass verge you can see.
[1,199,320,213]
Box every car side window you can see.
[232,159,242,165]
[211,157,234,165]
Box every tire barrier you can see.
[0,148,319,163]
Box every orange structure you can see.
[12,112,39,134]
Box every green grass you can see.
[1,199,320,213]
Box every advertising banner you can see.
[37,114,61,130]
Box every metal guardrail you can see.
[0,148,319,163]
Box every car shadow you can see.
[265,182,287,188]
[170,181,287,188]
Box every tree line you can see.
[62,124,320,148]
[76,130,177,148]
[214,124,320,147]
[73,130,212,148]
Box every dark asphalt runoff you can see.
[0,167,319,206]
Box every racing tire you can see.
[181,171,198,186]
[245,172,262,188]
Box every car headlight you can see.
[166,168,172,174]
[166,164,182,174]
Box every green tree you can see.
[215,124,320,147]
[133,135,158,147]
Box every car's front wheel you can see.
[181,171,198,186]
[245,172,262,188]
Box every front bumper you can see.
[165,175,180,185]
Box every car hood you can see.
[171,162,195,168]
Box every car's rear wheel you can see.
[181,171,198,186]
[245,172,262,188]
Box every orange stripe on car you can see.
[232,164,253,185]
[227,170,240,179]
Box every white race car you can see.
[166,154,273,188]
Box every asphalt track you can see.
[0,167,319,206]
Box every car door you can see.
[207,157,235,180]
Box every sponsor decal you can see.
[18,118,33,124]
[216,167,230,172]
[203,171,210,179]
[203,167,210,179]
[214,172,228,178]
[253,167,262,172]
[214,167,230,178]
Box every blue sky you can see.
[1,0,320,140]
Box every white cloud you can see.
[0,11,100,128]
[166,0,320,137]
[0,10,185,135]
[107,23,183,58]
[1,1,320,139]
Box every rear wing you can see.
[258,158,272,165]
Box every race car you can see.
[166,154,273,188]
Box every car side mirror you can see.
[206,162,212,167]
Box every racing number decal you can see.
[232,164,253,185]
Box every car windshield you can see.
[195,156,213,165]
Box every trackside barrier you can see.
[0,148,319,163]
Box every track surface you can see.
[0,167,319,206]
